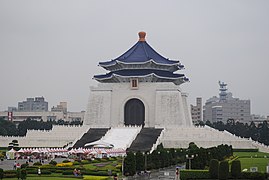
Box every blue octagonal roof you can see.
[99,32,180,67]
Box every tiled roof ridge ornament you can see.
[138,31,146,42]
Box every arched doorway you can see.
[124,98,145,126]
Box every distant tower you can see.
[219,81,228,101]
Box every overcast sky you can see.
[0,0,268,116]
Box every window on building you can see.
[131,78,138,89]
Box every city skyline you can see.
[0,1,268,116]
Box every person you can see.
[16,162,20,169]
[13,161,17,170]
[77,169,81,176]
[73,168,78,176]
[38,168,41,176]
[113,174,118,180]
[175,167,180,180]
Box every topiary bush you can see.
[62,170,73,175]
[218,161,229,180]
[241,172,266,179]
[33,162,42,166]
[16,169,21,179]
[20,169,27,180]
[0,168,3,180]
[62,159,71,163]
[209,159,219,179]
[49,160,57,166]
[231,160,241,178]
[73,161,80,165]
[20,163,29,169]
[180,170,210,180]
[3,170,17,178]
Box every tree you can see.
[124,152,136,176]
[0,168,3,180]
[231,160,241,179]
[218,161,229,180]
[209,159,219,179]
[135,151,144,172]
[0,118,18,136]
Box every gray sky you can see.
[0,0,268,116]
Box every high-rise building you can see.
[18,96,48,112]
[203,81,251,123]
[51,102,67,113]
[191,97,202,123]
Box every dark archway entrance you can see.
[124,98,145,126]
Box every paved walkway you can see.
[0,158,66,170]
[125,166,182,180]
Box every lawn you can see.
[2,177,81,180]
[238,157,269,173]
[2,175,112,180]
[234,151,269,158]
[234,151,269,172]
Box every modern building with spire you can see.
[203,81,251,123]
[84,32,192,128]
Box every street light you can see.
[122,154,126,176]
[186,154,194,170]
[143,152,148,171]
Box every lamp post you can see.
[143,152,148,171]
[186,154,194,170]
[122,154,126,176]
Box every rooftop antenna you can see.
[219,81,228,101]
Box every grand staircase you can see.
[73,128,109,148]
[127,128,163,152]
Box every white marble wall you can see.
[84,82,193,128]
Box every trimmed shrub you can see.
[0,168,3,180]
[80,169,116,176]
[27,170,37,174]
[83,176,109,180]
[81,160,90,164]
[21,163,29,169]
[241,172,266,179]
[56,162,73,167]
[62,170,73,175]
[233,148,259,152]
[39,170,52,175]
[180,170,210,180]
[3,170,17,178]
[209,159,219,179]
[16,169,21,179]
[55,170,63,173]
[20,169,27,180]
[92,159,100,163]
[218,161,229,180]
[231,160,241,178]
[33,162,42,166]
[62,159,71,163]
[73,161,80,165]
[49,160,57,166]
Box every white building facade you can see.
[84,32,192,128]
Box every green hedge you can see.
[218,161,229,180]
[73,161,80,165]
[27,169,51,175]
[241,172,266,179]
[3,170,17,178]
[0,168,3,180]
[231,160,241,178]
[209,159,218,179]
[180,170,210,180]
[62,170,73,175]
[233,149,259,152]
